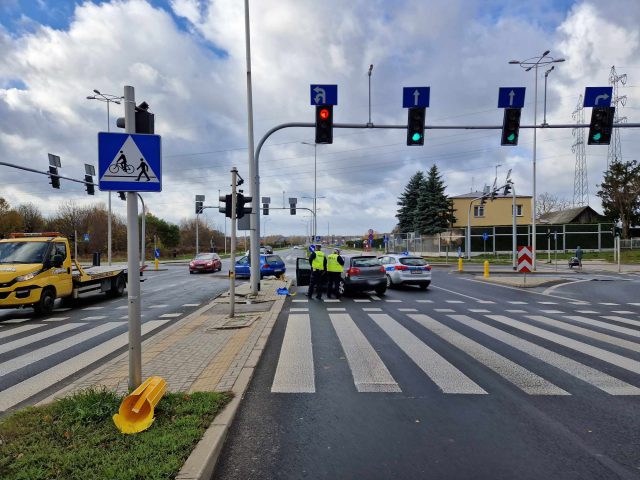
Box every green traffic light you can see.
[412,133,422,142]
[507,133,515,142]
[593,133,601,141]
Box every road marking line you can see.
[82,316,107,321]
[435,309,455,313]
[0,324,43,339]
[327,308,346,312]
[570,302,590,305]
[538,302,558,305]
[0,323,84,355]
[446,300,464,304]
[119,315,128,320]
[0,320,169,411]
[385,299,402,303]
[628,303,640,306]
[599,316,640,329]
[486,314,640,375]
[612,311,635,315]
[399,308,418,312]
[330,313,401,393]
[363,308,382,312]
[369,295,382,301]
[43,317,71,323]
[508,301,528,305]
[116,306,128,310]
[0,318,34,324]
[527,315,640,353]
[292,300,308,303]
[410,314,568,395]
[469,309,490,313]
[430,285,484,302]
[506,309,526,313]
[323,299,340,303]
[369,314,486,394]
[159,313,182,318]
[53,308,72,312]
[477,300,495,304]
[448,314,640,395]
[417,300,433,303]
[353,299,371,303]
[271,314,315,393]
[290,308,309,312]
[540,310,564,314]
[181,304,200,307]
[599,302,620,306]
[0,322,123,377]
[148,305,169,309]
[81,306,104,311]
[576,310,599,314]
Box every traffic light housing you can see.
[588,106,615,145]
[406,107,425,146]
[236,193,252,219]
[219,194,232,218]
[263,203,269,216]
[503,182,512,196]
[116,101,155,134]
[49,166,60,189]
[85,175,95,195]
[289,197,297,215]
[501,108,521,146]
[195,200,203,214]
[315,105,333,144]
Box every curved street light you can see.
[509,51,565,270]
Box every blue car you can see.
[235,254,286,279]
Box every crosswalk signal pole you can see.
[124,85,142,390]
[230,167,238,318]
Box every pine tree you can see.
[596,160,640,239]
[414,165,456,234]
[396,171,424,233]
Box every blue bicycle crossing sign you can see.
[98,132,162,192]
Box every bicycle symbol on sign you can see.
[109,150,135,174]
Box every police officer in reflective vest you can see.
[326,248,345,298]
[307,245,327,299]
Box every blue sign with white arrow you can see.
[482,232,489,241]
[98,132,162,192]
[402,87,430,108]
[583,87,613,107]
[498,87,526,108]
[310,85,338,105]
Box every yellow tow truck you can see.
[0,232,127,315]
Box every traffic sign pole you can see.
[124,85,142,391]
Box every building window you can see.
[512,204,523,216]
[473,205,484,217]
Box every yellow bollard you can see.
[113,376,167,434]
[484,260,490,278]
[458,257,463,272]
[154,258,159,270]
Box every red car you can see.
[189,253,222,273]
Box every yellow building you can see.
[451,191,532,228]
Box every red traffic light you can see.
[319,108,330,120]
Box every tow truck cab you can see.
[0,232,127,315]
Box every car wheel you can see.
[386,274,393,288]
[375,286,387,296]
[189,270,194,274]
[109,274,126,297]
[338,279,346,296]
[34,287,56,315]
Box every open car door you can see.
[296,257,311,287]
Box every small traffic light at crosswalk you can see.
[236,193,252,219]
[219,194,232,218]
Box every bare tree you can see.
[17,203,45,232]
[536,192,571,218]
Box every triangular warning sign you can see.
[100,136,159,183]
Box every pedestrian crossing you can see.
[270,302,640,397]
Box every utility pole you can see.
[124,85,141,390]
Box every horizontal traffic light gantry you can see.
[501,108,522,146]
[588,106,615,145]
[406,107,426,146]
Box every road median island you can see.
[477,275,570,288]
[4,277,291,480]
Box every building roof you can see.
[451,191,531,199]
[538,206,605,224]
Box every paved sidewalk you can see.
[41,277,292,479]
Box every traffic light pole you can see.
[230,167,238,318]
[124,85,142,391]
[251,121,640,295]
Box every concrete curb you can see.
[176,292,287,480]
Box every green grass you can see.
[0,388,232,480]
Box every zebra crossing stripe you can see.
[329,314,400,393]
[601,315,640,328]
[368,314,486,394]
[0,323,84,355]
[448,315,640,395]
[486,315,640,376]
[271,314,315,393]
[409,314,568,395]
[0,324,42,340]
[0,320,169,411]
[0,323,123,377]
[527,315,640,354]
[563,316,640,339]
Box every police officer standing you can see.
[307,245,327,299]
[326,248,345,298]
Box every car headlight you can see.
[15,270,41,282]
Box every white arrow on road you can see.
[313,86,326,105]
[508,90,515,106]
[413,89,420,106]
[594,93,609,105]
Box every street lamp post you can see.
[86,90,123,266]
[301,141,318,240]
[509,51,565,270]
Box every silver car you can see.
[378,254,432,290]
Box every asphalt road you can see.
[0,263,232,413]
[213,265,640,479]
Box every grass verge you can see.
[0,387,232,480]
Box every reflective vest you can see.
[312,250,326,271]
[327,253,343,273]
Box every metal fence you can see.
[388,224,638,256]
